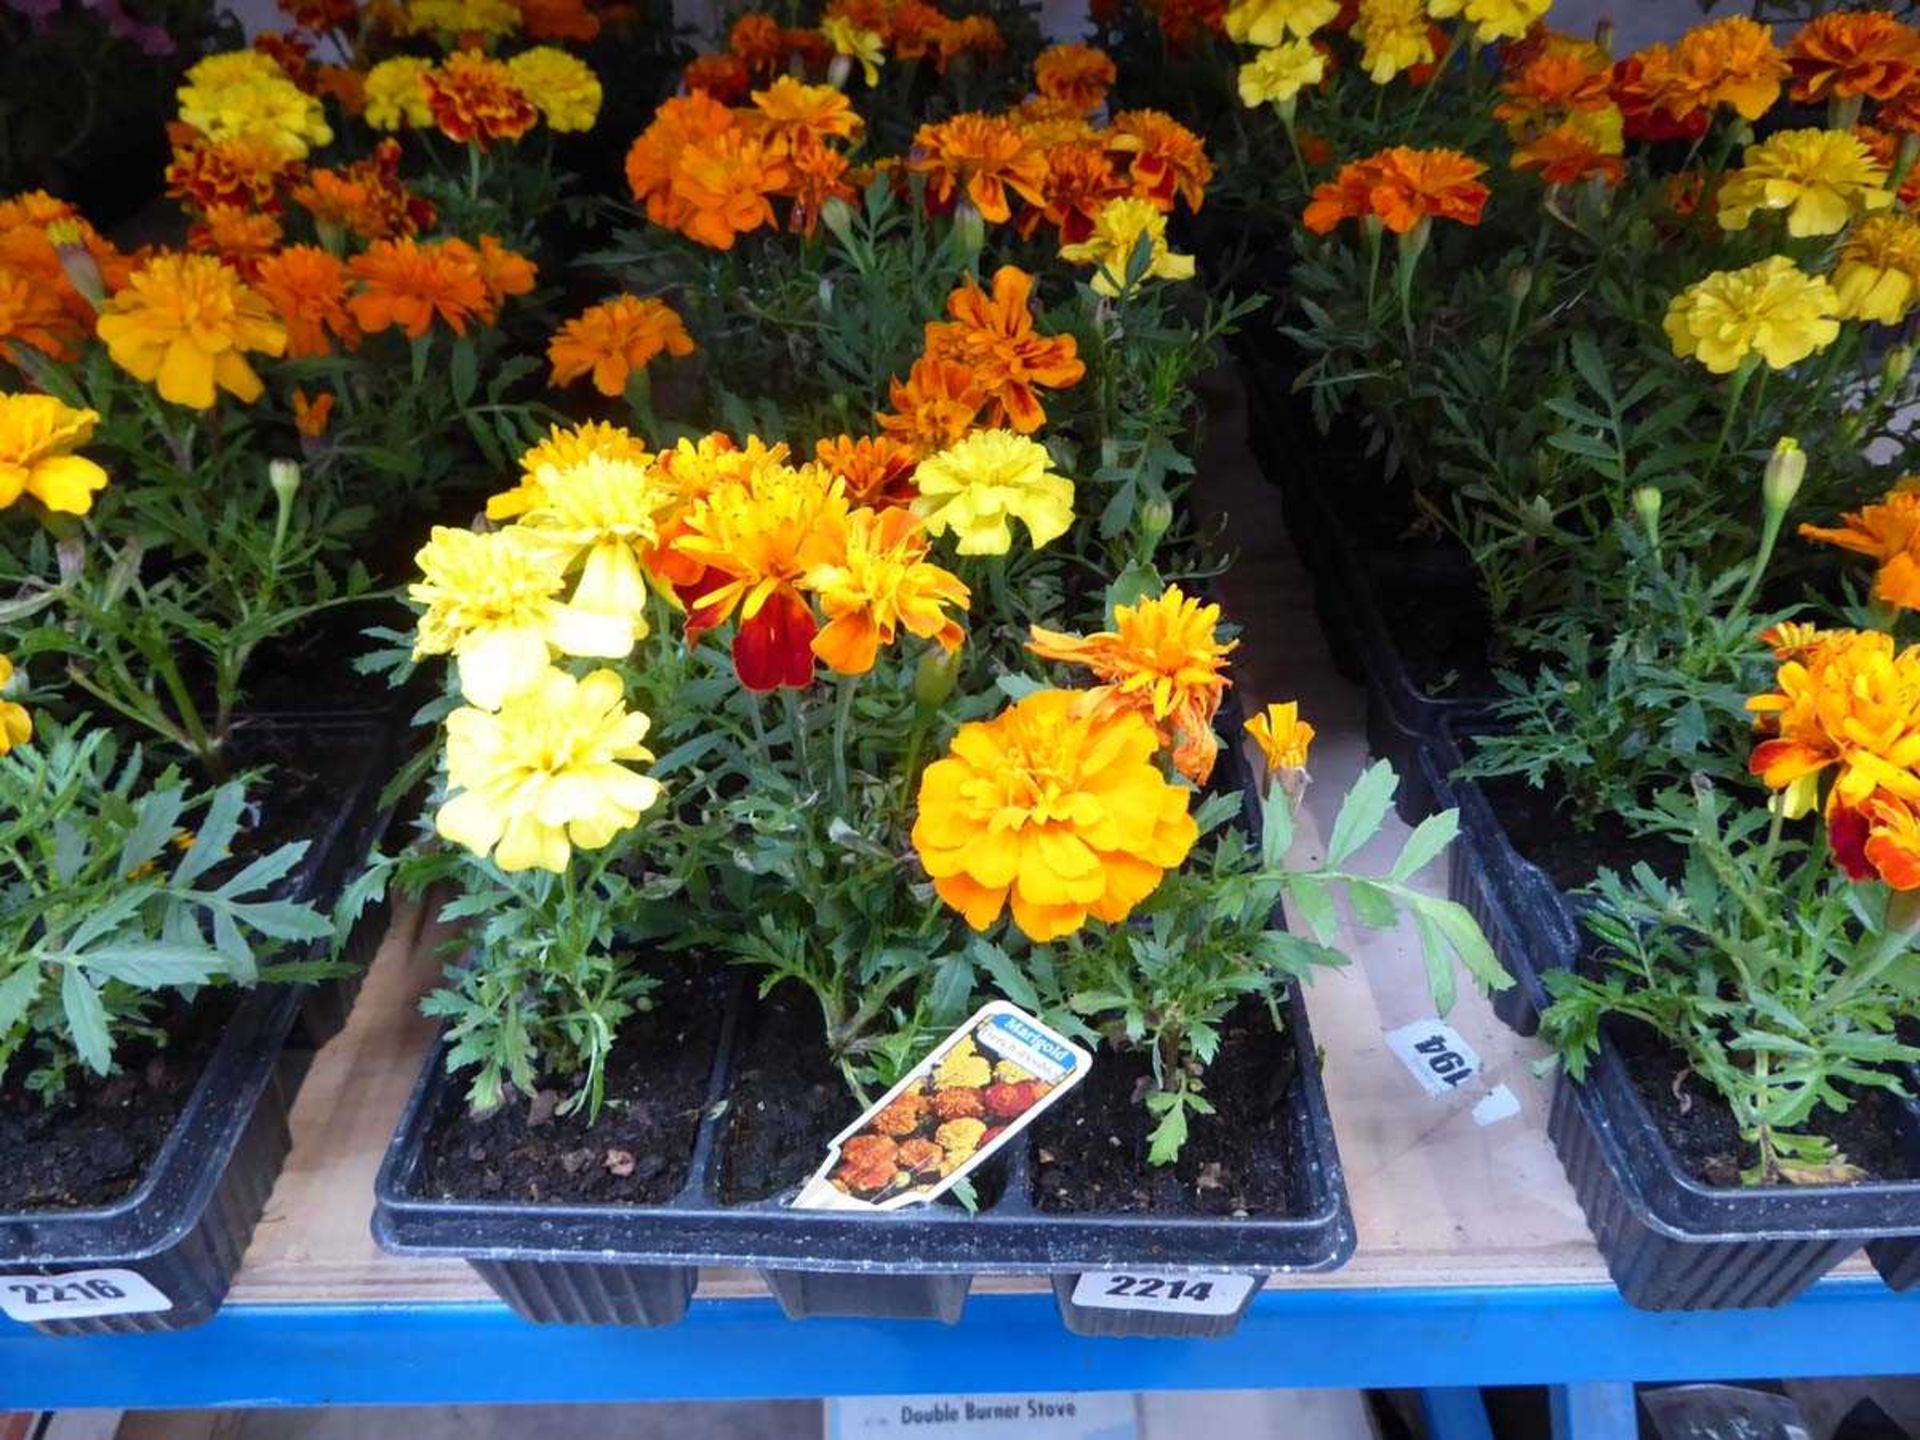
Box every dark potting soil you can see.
[223,719,384,872]
[417,965,727,1206]
[0,993,238,1211]
[717,984,860,1204]
[1607,1016,1920,1189]
[234,602,407,715]
[1031,1004,1301,1218]
[1479,772,1686,895]
[1372,572,1499,699]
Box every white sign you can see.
[1069,1270,1257,1316]
[828,1393,1136,1439]
[0,1268,171,1323]
[1385,1018,1482,1097]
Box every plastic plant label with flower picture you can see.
[794,1002,1091,1212]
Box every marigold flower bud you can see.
[1763,437,1804,515]
[952,199,986,261]
[1886,344,1914,389]
[49,226,105,309]
[914,647,961,709]
[269,458,302,505]
[1507,266,1533,303]
[1140,497,1173,541]
[820,196,856,247]
[56,533,87,586]
[1631,486,1662,545]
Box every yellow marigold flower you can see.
[95,253,287,410]
[1832,214,1920,325]
[1225,0,1338,44]
[0,394,109,516]
[1747,629,1920,823]
[515,454,678,635]
[751,75,864,145]
[803,506,970,675]
[364,56,434,130]
[1426,0,1549,44]
[1028,585,1237,784]
[934,1117,988,1170]
[547,294,694,397]
[0,655,28,755]
[491,421,650,521]
[1238,39,1328,108]
[1246,700,1314,772]
[1060,196,1195,297]
[1717,128,1892,238]
[822,15,884,85]
[1353,0,1435,83]
[912,430,1075,556]
[1663,256,1840,375]
[934,1039,991,1089]
[436,667,661,873]
[407,0,519,33]
[409,525,633,710]
[911,688,1200,942]
[178,52,332,161]
[507,46,603,132]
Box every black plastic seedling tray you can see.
[375,975,1351,1338]
[0,712,395,1337]
[1551,1035,1920,1310]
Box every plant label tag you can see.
[1069,1270,1258,1316]
[0,1268,171,1323]
[793,1001,1090,1212]
[1386,1018,1481,1097]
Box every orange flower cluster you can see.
[877,266,1084,453]
[625,82,867,249]
[0,192,131,365]
[1610,17,1787,142]
[167,132,299,216]
[1800,483,1920,615]
[292,140,437,243]
[692,0,1002,96]
[1034,43,1117,114]
[346,235,535,340]
[1748,629,1920,891]
[1304,146,1489,235]
[910,106,1211,242]
[1787,11,1920,106]
[1496,35,1624,187]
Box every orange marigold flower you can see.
[424,51,538,148]
[729,11,787,76]
[521,0,601,41]
[1107,109,1212,212]
[784,137,858,235]
[751,75,864,146]
[1861,793,1920,889]
[1495,41,1614,132]
[1800,485,1920,612]
[670,129,791,249]
[547,294,695,396]
[1028,585,1237,784]
[255,244,358,358]
[1027,139,1130,244]
[1033,43,1117,114]
[1304,146,1489,235]
[166,134,294,214]
[937,14,1006,70]
[891,0,947,60]
[314,64,367,116]
[1610,49,1711,142]
[279,0,357,29]
[1787,10,1920,105]
[188,206,282,278]
[347,237,490,338]
[683,52,752,102]
[804,505,970,676]
[467,234,537,311]
[0,267,79,363]
[1747,629,1920,825]
[255,31,317,90]
[1149,0,1226,48]
[1673,17,1789,120]
[921,265,1085,435]
[1512,124,1625,186]
[814,433,920,507]
[877,356,988,457]
[908,113,1048,224]
[291,386,334,439]
[626,91,736,218]
[1855,124,1920,205]
[1760,621,1830,662]
[292,139,435,241]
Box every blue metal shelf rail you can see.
[1,1279,1913,1411]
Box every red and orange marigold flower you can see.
[908,113,1048,224]
[1034,43,1117,114]
[1107,109,1212,213]
[1787,10,1920,105]
[1304,146,1489,235]
[292,140,435,241]
[920,265,1085,434]
[814,433,921,508]
[425,52,537,148]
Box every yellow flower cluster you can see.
[176,51,332,162]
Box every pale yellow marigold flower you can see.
[1426,0,1550,44]
[0,394,109,515]
[1224,0,1339,44]
[514,453,677,635]
[491,421,651,521]
[1832,214,1920,325]
[507,47,603,133]
[436,666,661,873]
[1353,0,1435,82]
[822,15,884,85]
[1060,196,1196,297]
[1664,256,1841,375]
[912,430,1075,555]
[1717,128,1892,239]
[1238,38,1328,107]
[409,525,634,710]
[363,56,434,130]
[0,656,29,755]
